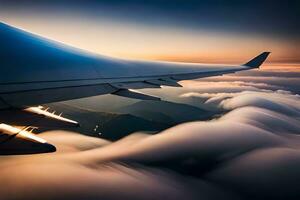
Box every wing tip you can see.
[244,52,271,68]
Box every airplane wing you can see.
[0,22,270,108]
[0,22,270,154]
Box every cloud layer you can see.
[1,90,300,200]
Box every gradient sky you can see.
[0,0,299,64]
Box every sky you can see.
[0,0,299,63]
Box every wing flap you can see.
[112,89,161,101]
[145,78,182,87]
[110,81,161,89]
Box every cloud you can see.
[180,80,277,92]
[180,87,296,109]
[219,91,299,113]
[190,75,300,94]
[1,90,300,200]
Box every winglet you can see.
[244,52,271,68]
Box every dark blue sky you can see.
[1,0,299,39]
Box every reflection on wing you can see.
[0,123,56,155]
[0,106,79,130]
[0,106,79,154]
[25,106,79,126]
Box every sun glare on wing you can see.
[0,123,46,143]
